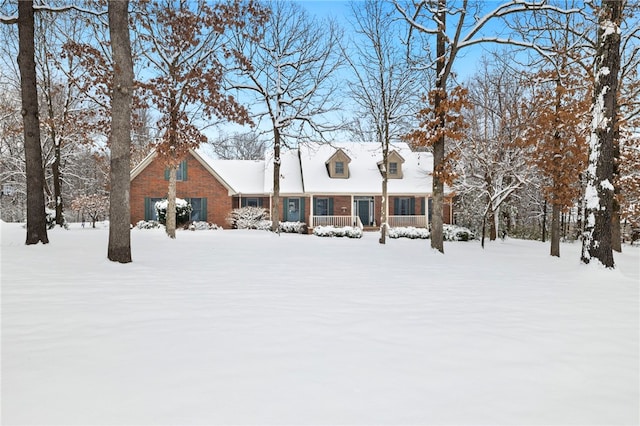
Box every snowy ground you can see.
[1,221,638,425]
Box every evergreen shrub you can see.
[155,198,192,226]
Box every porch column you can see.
[309,195,314,226]
[351,195,354,218]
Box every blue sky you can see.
[295,0,492,82]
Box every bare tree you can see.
[209,131,265,160]
[345,0,423,244]
[581,0,625,268]
[230,0,344,231]
[453,62,533,247]
[395,0,578,253]
[138,0,267,239]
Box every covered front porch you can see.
[307,195,437,231]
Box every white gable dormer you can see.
[325,148,351,179]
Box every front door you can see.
[354,197,374,226]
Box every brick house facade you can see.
[130,151,233,227]
[130,143,454,230]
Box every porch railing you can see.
[388,215,428,228]
[312,215,363,230]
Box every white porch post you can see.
[351,195,354,221]
[309,195,314,226]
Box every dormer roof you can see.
[325,148,352,178]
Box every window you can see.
[395,197,414,215]
[335,161,344,175]
[241,197,262,208]
[315,198,329,216]
[176,161,187,181]
[165,160,188,181]
[188,197,206,221]
[389,162,398,175]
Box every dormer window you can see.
[378,150,405,179]
[326,148,351,179]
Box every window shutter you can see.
[144,197,151,220]
[300,198,305,222]
[393,198,399,215]
[258,198,263,207]
[241,198,247,207]
[182,160,188,180]
[202,198,207,221]
[283,197,289,221]
[420,198,425,215]
[328,198,334,215]
[410,198,416,215]
[164,167,169,181]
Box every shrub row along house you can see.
[130,142,454,230]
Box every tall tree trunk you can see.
[611,124,622,252]
[52,140,63,225]
[611,209,621,252]
[18,0,48,245]
[42,43,65,227]
[541,199,547,242]
[481,211,487,249]
[271,126,281,233]
[581,0,622,268]
[166,166,177,239]
[430,0,446,253]
[550,203,561,257]
[380,146,388,244]
[107,0,133,262]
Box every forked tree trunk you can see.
[107,0,133,262]
[18,0,49,245]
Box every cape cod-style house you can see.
[129,142,455,230]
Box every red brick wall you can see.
[130,153,233,228]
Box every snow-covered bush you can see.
[279,221,308,234]
[155,198,192,226]
[188,221,222,231]
[388,226,430,239]
[443,224,475,241]
[313,225,362,238]
[226,206,271,229]
[136,220,162,229]
[45,208,68,229]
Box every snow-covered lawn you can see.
[2,221,638,425]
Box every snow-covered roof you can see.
[137,143,435,196]
[196,150,266,195]
[299,142,434,195]
[263,149,305,195]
